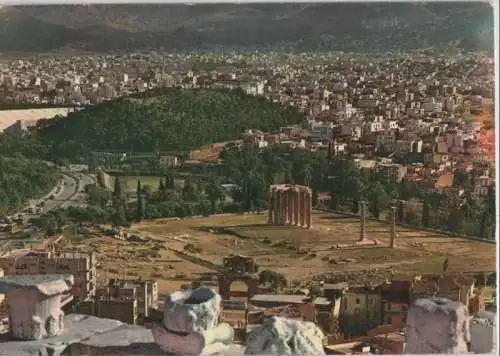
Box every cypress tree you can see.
[136,179,142,197]
[422,198,430,227]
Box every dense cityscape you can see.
[0,3,497,356]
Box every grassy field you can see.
[61,210,496,297]
[121,175,184,193]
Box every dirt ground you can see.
[62,210,496,296]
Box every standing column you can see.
[274,189,281,225]
[0,274,74,340]
[299,189,306,227]
[293,189,299,226]
[283,189,290,224]
[288,190,294,225]
[390,206,397,248]
[306,189,312,228]
[359,200,366,241]
[267,187,274,224]
[280,189,286,225]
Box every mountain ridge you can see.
[0,3,494,53]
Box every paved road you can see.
[59,171,95,209]
[22,170,96,218]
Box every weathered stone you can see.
[153,286,234,355]
[405,297,469,354]
[0,274,74,340]
[469,311,496,354]
[163,286,222,333]
[0,314,136,356]
[245,316,326,355]
[0,274,74,296]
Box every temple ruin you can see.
[359,200,367,241]
[268,184,312,228]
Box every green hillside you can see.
[26,88,302,160]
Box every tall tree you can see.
[136,179,142,197]
[136,179,144,221]
[158,178,165,193]
[422,197,431,227]
[165,172,176,190]
[205,176,224,214]
[182,177,197,201]
[368,182,389,218]
[137,194,145,221]
[111,205,127,229]
[113,176,123,200]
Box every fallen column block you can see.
[405,297,469,354]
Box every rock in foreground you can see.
[245,316,326,355]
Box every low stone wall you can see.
[96,169,113,191]
[168,247,225,273]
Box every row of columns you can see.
[358,200,397,248]
[268,185,312,228]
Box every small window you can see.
[387,303,392,310]
[356,298,360,305]
[386,316,392,324]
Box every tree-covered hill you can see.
[26,88,302,160]
[0,156,58,215]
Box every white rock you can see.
[245,317,325,355]
[405,297,469,354]
[163,286,222,333]
[154,287,234,355]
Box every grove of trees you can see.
[5,88,302,161]
[0,156,58,215]
[59,144,495,241]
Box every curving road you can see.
[20,170,96,218]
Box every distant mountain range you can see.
[0,3,494,54]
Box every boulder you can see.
[405,297,469,354]
[153,286,234,355]
[245,317,325,355]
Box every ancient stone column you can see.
[274,189,281,225]
[268,187,274,224]
[293,189,299,226]
[306,190,312,228]
[283,189,289,224]
[280,189,287,225]
[153,287,235,356]
[405,297,469,354]
[359,200,366,241]
[0,274,74,340]
[390,206,397,248]
[299,189,306,227]
[288,189,294,225]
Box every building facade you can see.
[0,250,96,300]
